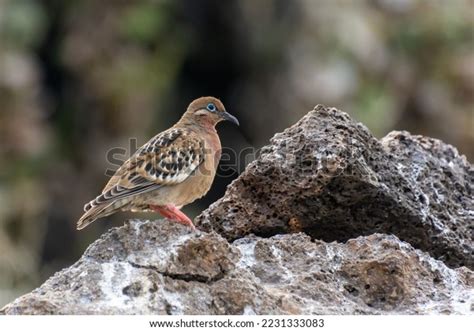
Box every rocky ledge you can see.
[1,105,472,314]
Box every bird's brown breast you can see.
[177,130,221,205]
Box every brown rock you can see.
[197,105,473,269]
[1,220,471,314]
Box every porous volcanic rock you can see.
[2,105,472,315]
[1,220,471,315]
[197,105,473,269]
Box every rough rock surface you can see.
[1,220,472,315]
[1,105,472,315]
[197,105,473,269]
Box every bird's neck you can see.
[177,115,219,134]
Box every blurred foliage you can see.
[121,2,168,43]
[0,0,472,305]
[0,0,47,49]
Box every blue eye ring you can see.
[206,103,216,112]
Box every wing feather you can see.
[83,128,205,213]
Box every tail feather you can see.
[84,201,93,212]
[77,203,114,230]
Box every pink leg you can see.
[149,204,196,230]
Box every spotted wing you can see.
[83,128,205,212]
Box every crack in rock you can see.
[127,261,226,284]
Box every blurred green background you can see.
[0,0,472,306]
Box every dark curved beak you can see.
[221,111,239,126]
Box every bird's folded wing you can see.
[84,128,205,211]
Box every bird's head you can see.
[182,96,239,128]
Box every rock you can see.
[1,220,471,315]
[2,105,472,315]
[196,105,473,269]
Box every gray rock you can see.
[197,105,473,269]
[1,220,471,314]
[2,105,472,314]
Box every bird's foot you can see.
[149,204,196,230]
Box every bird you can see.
[77,96,239,230]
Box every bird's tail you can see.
[77,202,114,230]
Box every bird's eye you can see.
[206,103,216,112]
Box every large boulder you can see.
[1,220,471,314]
[2,105,472,314]
[197,105,473,269]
